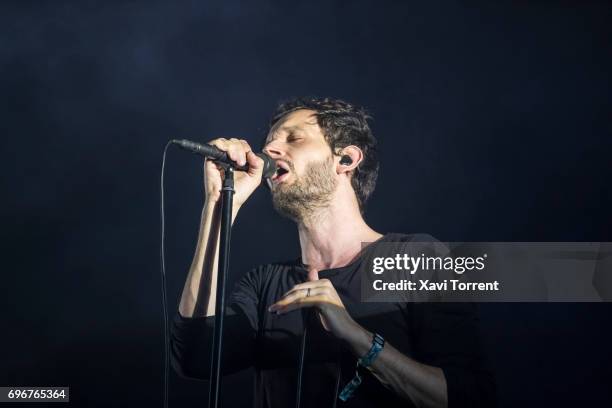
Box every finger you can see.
[270,287,328,311]
[273,288,310,307]
[289,279,332,292]
[238,139,252,154]
[229,138,250,166]
[245,151,264,176]
[226,142,247,166]
[208,139,231,163]
[208,138,243,164]
[276,295,327,314]
[281,281,326,298]
[284,285,331,301]
[308,268,320,282]
[208,138,229,150]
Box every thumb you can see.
[307,268,319,282]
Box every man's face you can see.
[263,109,338,220]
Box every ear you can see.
[335,145,363,175]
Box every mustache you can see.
[277,159,295,172]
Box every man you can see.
[171,97,495,407]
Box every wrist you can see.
[203,198,242,223]
[202,198,242,221]
[203,198,217,209]
[202,199,220,217]
[344,320,373,356]
[339,330,386,402]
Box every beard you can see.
[271,155,337,222]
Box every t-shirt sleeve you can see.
[411,302,497,408]
[170,266,263,380]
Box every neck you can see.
[297,186,383,271]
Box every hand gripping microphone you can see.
[172,139,277,179]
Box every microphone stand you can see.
[208,165,234,408]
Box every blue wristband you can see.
[358,333,385,367]
[339,333,385,401]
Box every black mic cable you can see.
[295,309,310,408]
[160,141,172,408]
[159,139,277,408]
[295,310,342,408]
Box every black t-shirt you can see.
[170,233,496,407]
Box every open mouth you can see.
[271,161,291,183]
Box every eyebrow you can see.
[265,125,305,144]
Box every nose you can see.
[263,143,284,159]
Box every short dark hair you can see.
[269,97,379,212]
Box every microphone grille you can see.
[257,153,277,179]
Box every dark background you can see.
[1,1,611,407]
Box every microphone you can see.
[172,139,277,179]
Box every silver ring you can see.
[306,288,311,297]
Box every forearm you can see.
[171,306,257,379]
[178,200,241,318]
[344,322,448,408]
